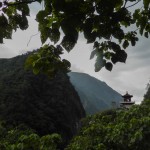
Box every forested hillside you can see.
[0,54,85,145]
[66,91,150,150]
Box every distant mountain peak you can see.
[68,72,123,115]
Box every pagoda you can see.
[120,92,135,108]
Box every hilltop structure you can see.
[120,92,135,108]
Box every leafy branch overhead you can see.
[25,45,71,77]
[0,0,150,74]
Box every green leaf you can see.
[61,33,78,52]
[123,40,129,49]
[53,0,65,11]
[108,42,121,52]
[93,41,99,48]
[36,10,47,22]
[133,9,140,20]
[44,0,52,13]
[90,49,97,59]
[25,54,39,70]
[117,50,127,63]
[18,16,28,30]
[25,45,70,77]
[131,38,136,46]
[94,52,105,72]
[62,59,71,71]
[111,50,127,64]
[115,0,123,10]
[49,28,60,44]
[0,14,8,27]
[41,33,48,44]
[112,27,124,40]
[104,52,112,60]
[47,17,60,28]
[17,4,30,16]
[105,62,113,71]
[143,0,150,10]
[144,32,149,38]
[111,54,118,64]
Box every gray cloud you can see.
[0,45,17,58]
[70,65,84,73]
[61,32,150,104]
[96,36,150,103]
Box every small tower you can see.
[120,92,135,108]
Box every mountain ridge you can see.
[68,72,123,114]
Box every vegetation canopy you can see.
[66,99,150,150]
[0,0,150,75]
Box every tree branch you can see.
[27,32,40,46]
[123,0,128,8]
[126,0,141,9]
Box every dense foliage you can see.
[66,99,150,150]
[0,54,85,146]
[0,124,62,150]
[0,0,150,75]
[25,45,71,77]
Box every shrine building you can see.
[120,92,135,108]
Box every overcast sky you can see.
[0,2,149,103]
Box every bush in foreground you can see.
[66,99,150,150]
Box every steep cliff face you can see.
[0,54,85,142]
[68,72,123,114]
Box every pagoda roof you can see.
[120,101,135,105]
[122,92,133,98]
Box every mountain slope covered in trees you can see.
[0,54,85,144]
[68,72,123,114]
